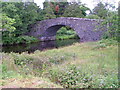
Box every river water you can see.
[2,39,80,53]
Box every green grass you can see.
[1,39,119,88]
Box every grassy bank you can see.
[1,39,119,88]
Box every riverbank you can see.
[2,39,80,53]
[1,39,118,88]
[2,35,78,46]
[2,27,78,46]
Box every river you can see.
[2,39,80,53]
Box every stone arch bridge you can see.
[28,17,106,42]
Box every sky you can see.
[34,0,119,10]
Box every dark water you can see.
[2,39,80,53]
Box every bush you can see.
[2,35,39,45]
[16,36,39,44]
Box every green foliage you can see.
[57,27,76,35]
[54,1,69,17]
[49,65,80,88]
[56,27,79,40]
[98,39,118,46]
[2,35,39,45]
[1,13,16,40]
[79,5,90,16]
[85,14,100,19]
[56,35,79,40]
[48,64,118,88]
[48,65,91,88]
[92,39,118,49]
[92,2,108,19]
[2,64,7,74]
[43,1,68,17]
[2,70,20,79]
[2,2,42,42]
[17,36,39,44]
[2,13,16,33]
[1,63,20,79]
[102,11,118,40]
[43,1,90,18]
[12,53,33,66]
[91,2,118,41]
[43,5,56,19]
[3,2,40,30]
[63,3,84,18]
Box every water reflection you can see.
[2,39,80,53]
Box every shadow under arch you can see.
[41,24,80,41]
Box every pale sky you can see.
[34,0,119,10]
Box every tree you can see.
[50,1,69,17]
[90,2,118,40]
[2,2,42,36]
[2,2,42,45]
[96,3,118,40]
[43,0,68,18]
[2,13,16,37]
[63,2,84,18]
[42,0,89,18]
[92,2,108,19]
[79,5,90,16]
[102,11,118,39]
[43,2,56,19]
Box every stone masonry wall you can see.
[27,17,106,42]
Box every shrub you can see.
[2,35,39,45]
[16,36,39,44]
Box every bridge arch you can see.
[28,17,106,42]
[41,24,80,40]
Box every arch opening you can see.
[41,25,80,41]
